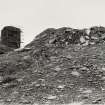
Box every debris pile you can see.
[0,26,105,105]
[26,26,105,49]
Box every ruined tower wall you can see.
[1,26,21,49]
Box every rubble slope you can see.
[0,26,105,105]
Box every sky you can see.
[0,0,105,47]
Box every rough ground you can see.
[0,26,105,105]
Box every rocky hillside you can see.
[0,26,105,105]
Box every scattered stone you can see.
[92,98,102,104]
[17,78,23,82]
[85,35,89,40]
[89,42,95,45]
[47,95,57,100]
[82,40,89,46]
[54,66,61,71]
[68,102,83,105]
[101,76,105,80]
[102,67,105,71]
[80,36,86,43]
[71,71,80,77]
[85,29,90,35]
[57,85,65,89]
[80,67,88,70]
[81,89,92,94]
[91,36,98,40]
[23,55,31,60]
[35,84,40,87]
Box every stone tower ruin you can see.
[1,26,21,49]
